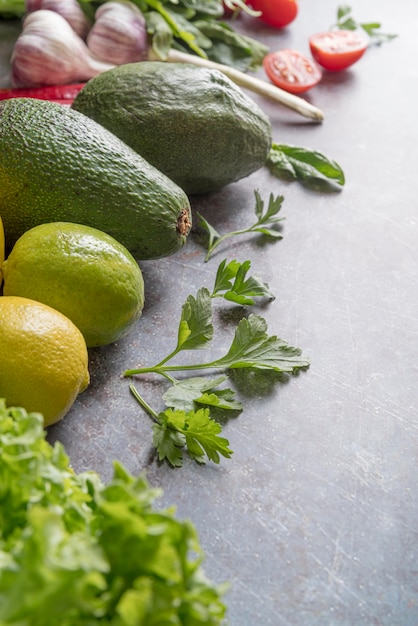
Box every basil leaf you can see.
[268,143,345,192]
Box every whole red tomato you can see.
[248,0,298,28]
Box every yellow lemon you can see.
[2,222,145,348]
[0,296,89,427]
[0,216,4,286]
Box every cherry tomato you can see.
[309,30,368,71]
[263,49,322,94]
[248,0,298,28]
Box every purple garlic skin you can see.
[11,10,115,88]
[25,0,91,39]
[87,1,148,65]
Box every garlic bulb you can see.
[87,1,148,65]
[11,10,115,88]
[25,0,91,39]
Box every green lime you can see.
[2,222,145,347]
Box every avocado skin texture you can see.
[0,98,191,259]
[72,62,273,196]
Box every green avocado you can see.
[72,62,273,195]
[0,98,192,259]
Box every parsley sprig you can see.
[124,288,307,379]
[124,287,309,467]
[130,385,234,467]
[211,258,275,305]
[332,5,398,45]
[198,191,284,262]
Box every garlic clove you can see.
[11,10,115,88]
[25,0,92,39]
[87,1,148,65]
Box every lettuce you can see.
[0,399,227,625]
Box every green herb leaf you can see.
[195,389,243,412]
[198,190,284,261]
[252,191,285,235]
[163,375,230,411]
[125,300,309,377]
[176,287,213,352]
[154,407,233,465]
[214,314,310,372]
[332,5,398,45]
[194,19,268,70]
[212,259,275,305]
[197,215,222,257]
[145,10,175,58]
[153,419,186,467]
[268,143,345,192]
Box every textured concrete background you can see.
[1,2,417,623]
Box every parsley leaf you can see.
[125,286,309,467]
[153,417,186,467]
[124,293,309,378]
[212,314,309,372]
[211,259,275,305]
[155,407,233,466]
[267,143,345,192]
[175,288,214,353]
[198,190,284,261]
[131,383,235,467]
[163,375,242,412]
[195,389,243,412]
[332,5,398,45]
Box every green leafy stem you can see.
[198,190,284,262]
[124,286,309,467]
[332,4,398,45]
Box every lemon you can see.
[0,296,89,427]
[0,216,4,286]
[2,222,145,348]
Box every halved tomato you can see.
[309,30,368,71]
[263,49,322,94]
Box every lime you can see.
[0,296,89,427]
[2,222,145,347]
[0,216,4,286]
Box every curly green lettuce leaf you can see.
[0,399,228,624]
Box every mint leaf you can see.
[268,143,345,192]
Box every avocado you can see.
[72,62,273,195]
[0,98,192,259]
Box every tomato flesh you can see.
[263,49,322,94]
[309,30,368,71]
[248,0,298,28]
